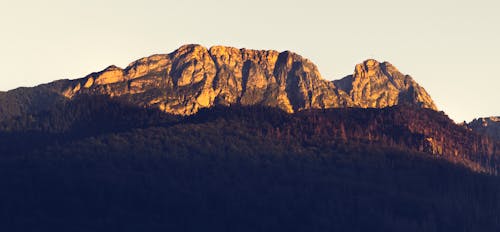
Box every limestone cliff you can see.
[1,44,438,118]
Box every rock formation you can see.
[334,59,437,110]
[0,44,438,118]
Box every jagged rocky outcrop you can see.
[0,44,437,118]
[467,117,500,140]
[60,44,349,115]
[334,59,437,110]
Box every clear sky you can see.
[0,0,498,122]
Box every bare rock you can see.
[21,45,439,116]
[335,59,437,110]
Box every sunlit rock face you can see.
[41,45,438,115]
[335,59,437,110]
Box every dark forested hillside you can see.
[467,117,500,140]
[0,80,72,122]
[0,96,499,231]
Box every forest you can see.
[0,96,499,231]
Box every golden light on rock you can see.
[58,45,437,115]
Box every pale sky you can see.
[0,0,498,122]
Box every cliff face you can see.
[334,59,437,110]
[61,44,350,115]
[1,44,438,118]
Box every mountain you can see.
[1,45,499,231]
[0,44,436,120]
[467,117,500,140]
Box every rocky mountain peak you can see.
[335,59,437,110]
[355,59,380,74]
[0,45,439,119]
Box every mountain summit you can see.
[334,59,436,110]
[0,44,437,118]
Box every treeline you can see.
[188,105,500,173]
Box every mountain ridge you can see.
[1,46,500,231]
[0,44,437,120]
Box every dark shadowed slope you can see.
[0,97,498,231]
[467,117,500,140]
